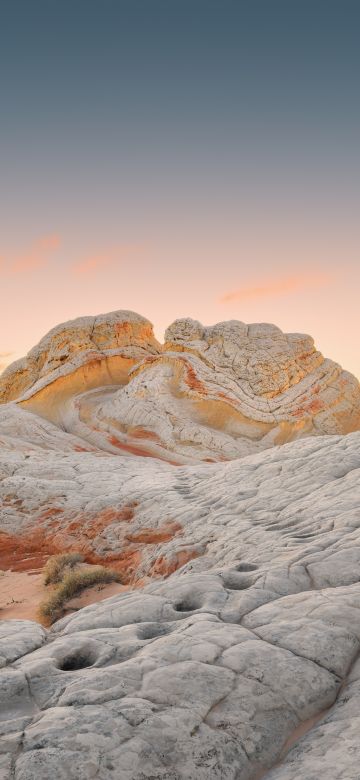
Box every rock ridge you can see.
[0,310,359,462]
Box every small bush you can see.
[39,565,121,624]
[43,553,84,585]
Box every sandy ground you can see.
[0,568,126,624]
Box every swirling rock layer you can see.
[0,311,359,462]
[1,309,360,779]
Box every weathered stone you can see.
[1,310,360,778]
[0,311,359,461]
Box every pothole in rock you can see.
[223,574,253,591]
[58,652,97,671]
[235,562,258,572]
[173,597,204,613]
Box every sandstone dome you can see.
[0,309,359,463]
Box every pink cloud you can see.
[70,244,143,276]
[2,234,61,274]
[220,273,331,303]
[71,252,115,276]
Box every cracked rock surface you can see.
[0,310,359,462]
[1,310,360,778]
[1,429,360,778]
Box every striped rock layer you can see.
[0,310,359,463]
[1,310,360,779]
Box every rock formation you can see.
[1,309,360,779]
[1,431,360,779]
[0,311,160,404]
[1,311,359,462]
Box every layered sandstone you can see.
[0,310,160,404]
[1,309,360,779]
[0,310,359,461]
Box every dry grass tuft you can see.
[43,552,84,585]
[39,565,121,624]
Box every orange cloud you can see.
[71,252,115,276]
[2,234,61,274]
[70,244,142,276]
[220,273,331,303]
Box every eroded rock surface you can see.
[1,310,360,778]
[0,420,360,582]
[1,430,360,778]
[0,311,160,405]
[1,311,359,461]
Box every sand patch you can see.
[0,568,126,624]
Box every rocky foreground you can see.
[1,311,360,779]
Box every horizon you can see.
[0,300,360,381]
[1,0,359,378]
[0,302,359,383]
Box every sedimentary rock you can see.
[1,309,360,778]
[0,421,359,582]
[1,429,360,778]
[0,310,160,405]
[1,311,359,462]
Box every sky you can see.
[0,0,359,377]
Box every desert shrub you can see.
[43,552,84,585]
[39,565,121,624]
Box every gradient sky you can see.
[0,0,359,377]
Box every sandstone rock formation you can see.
[1,309,360,779]
[0,311,160,405]
[1,310,359,462]
[1,431,360,779]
